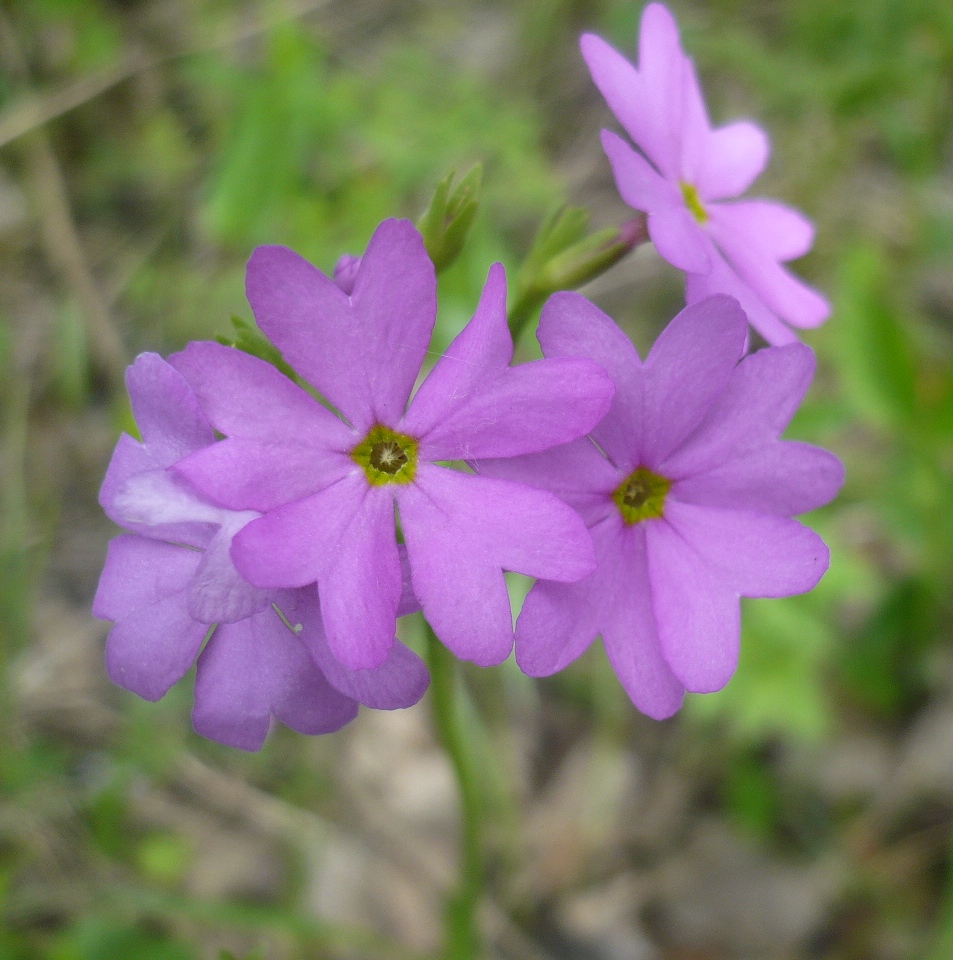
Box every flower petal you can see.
[232,475,402,670]
[646,518,740,693]
[514,515,623,676]
[537,291,645,472]
[663,500,830,597]
[642,295,747,466]
[600,130,682,214]
[601,524,685,719]
[648,205,712,274]
[685,247,799,346]
[710,199,813,262]
[672,440,845,515]
[174,438,353,513]
[169,341,354,449]
[192,611,358,751]
[661,342,816,476]
[294,588,429,709]
[696,123,770,201]
[126,353,215,466]
[245,220,436,432]
[398,465,596,665]
[405,265,614,460]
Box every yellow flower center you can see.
[612,467,671,525]
[352,424,419,486]
[680,182,708,224]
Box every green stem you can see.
[425,625,484,960]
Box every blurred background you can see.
[1,0,952,957]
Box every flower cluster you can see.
[95,3,842,750]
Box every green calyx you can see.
[680,181,709,224]
[352,424,419,486]
[612,467,671,525]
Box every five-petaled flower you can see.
[479,292,844,718]
[169,219,616,671]
[94,353,429,750]
[581,2,829,345]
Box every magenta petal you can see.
[399,466,596,665]
[673,440,845,516]
[601,525,685,719]
[538,291,645,472]
[294,588,429,709]
[685,248,799,346]
[170,341,354,449]
[245,221,435,432]
[477,437,621,521]
[94,535,202,622]
[232,475,401,670]
[648,206,712,274]
[126,353,215,466]
[601,130,681,214]
[192,611,358,751]
[710,200,813,262]
[642,295,747,466]
[712,222,830,329]
[646,518,740,693]
[697,122,770,201]
[187,517,270,624]
[175,439,352,513]
[664,500,830,598]
[514,516,623,676]
[661,342,816,476]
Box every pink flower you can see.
[95,353,429,750]
[170,219,615,670]
[479,292,844,717]
[581,3,829,345]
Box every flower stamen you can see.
[352,424,419,486]
[680,182,708,224]
[612,466,671,524]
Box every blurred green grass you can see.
[1,0,952,957]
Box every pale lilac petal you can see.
[169,341,354,449]
[126,353,215,466]
[677,58,714,187]
[476,437,621,521]
[398,466,596,665]
[187,516,270,624]
[514,515,623,676]
[174,439,353,513]
[661,342,816,476]
[537,291,645,472]
[642,295,747,466]
[601,525,685,719]
[685,248,799,346]
[295,589,429,709]
[192,611,358,751]
[648,206,712,274]
[246,220,435,432]
[396,545,421,617]
[696,123,770,201]
[664,500,830,597]
[646,518,740,693]
[672,440,845,515]
[710,199,812,261]
[601,130,682,214]
[93,534,201,622]
[232,475,402,670]
[113,468,227,530]
[712,221,830,329]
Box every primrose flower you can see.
[479,293,844,717]
[170,219,615,670]
[95,353,429,750]
[581,3,829,345]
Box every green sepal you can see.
[216,315,297,382]
[417,165,483,274]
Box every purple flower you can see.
[581,3,829,345]
[95,353,429,750]
[478,293,844,718]
[169,219,615,670]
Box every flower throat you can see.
[612,466,671,524]
[352,424,419,486]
